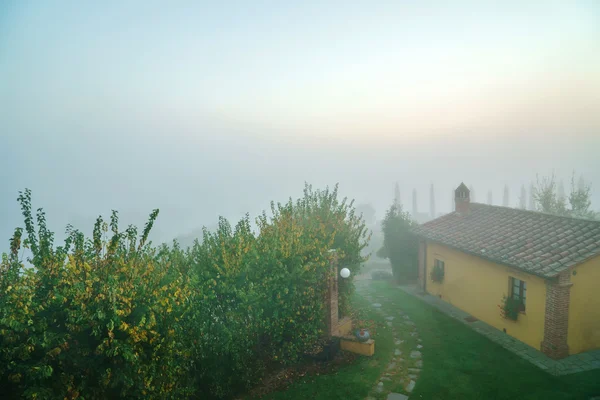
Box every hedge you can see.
[0,184,368,399]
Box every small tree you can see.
[533,173,567,215]
[380,203,418,282]
[532,172,597,219]
[569,173,596,219]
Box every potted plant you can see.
[499,295,522,321]
[430,263,444,283]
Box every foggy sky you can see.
[1,1,599,247]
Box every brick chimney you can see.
[455,182,470,214]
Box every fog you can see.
[1,1,599,247]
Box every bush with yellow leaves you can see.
[0,184,369,399]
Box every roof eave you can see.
[419,236,556,280]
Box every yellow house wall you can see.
[426,242,547,350]
[568,255,600,354]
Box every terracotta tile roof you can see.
[412,203,600,278]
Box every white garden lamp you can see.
[340,268,351,279]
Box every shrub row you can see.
[0,184,368,399]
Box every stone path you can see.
[398,284,600,376]
[355,279,420,400]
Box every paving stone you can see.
[376,382,384,393]
[372,303,382,308]
[387,394,409,400]
[533,362,549,370]
[408,367,421,372]
[409,374,418,379]
[405,321,415,326]
[385,316,395,321]
[555,363,567,371]
[387,362,397,370]
[387,321,393,327]
[395,339,404,345]
[406,379,416,392]
[410,351,422,359]
[417,344,423,349]
[415,360,423,368]
[395,349,402,356]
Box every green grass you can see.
[261,280,600,400]
[370,281,600,400]
[256,292,395,400]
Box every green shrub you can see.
[380,204,418,282]
[0,184,368,399]
[188,184,369,397]
[0,190,196,399]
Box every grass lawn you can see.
[372,281,600,400]
[256,292,395,400]
[261,280,600,400]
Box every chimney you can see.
[455,182,470,214]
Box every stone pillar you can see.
[541,271,572,359]
[325,250,339,338]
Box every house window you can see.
[510,277,527,312]
[434,259,445,272]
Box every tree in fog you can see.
[557,180,566,204]
[569,173,596,219]
[357,203,381,257]
[487,190,493,205]
[532,172,596,219]
[578,176,586,191]
[412,189,418,215]
[394,182,401,207]
[533,173,567,215]
[469,185,475,202]
[519,185,527,209]
[356,203,376,227]
[380,203,418,281]
[528,182,536,210]
[502,185,510,207]
[430,183,436,218]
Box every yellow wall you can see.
[426,242,547,350]
[568,255,600,354]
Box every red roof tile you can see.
[412,203,600,278]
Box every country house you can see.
[412,183,600,359]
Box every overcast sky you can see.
[1,1,599,246]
